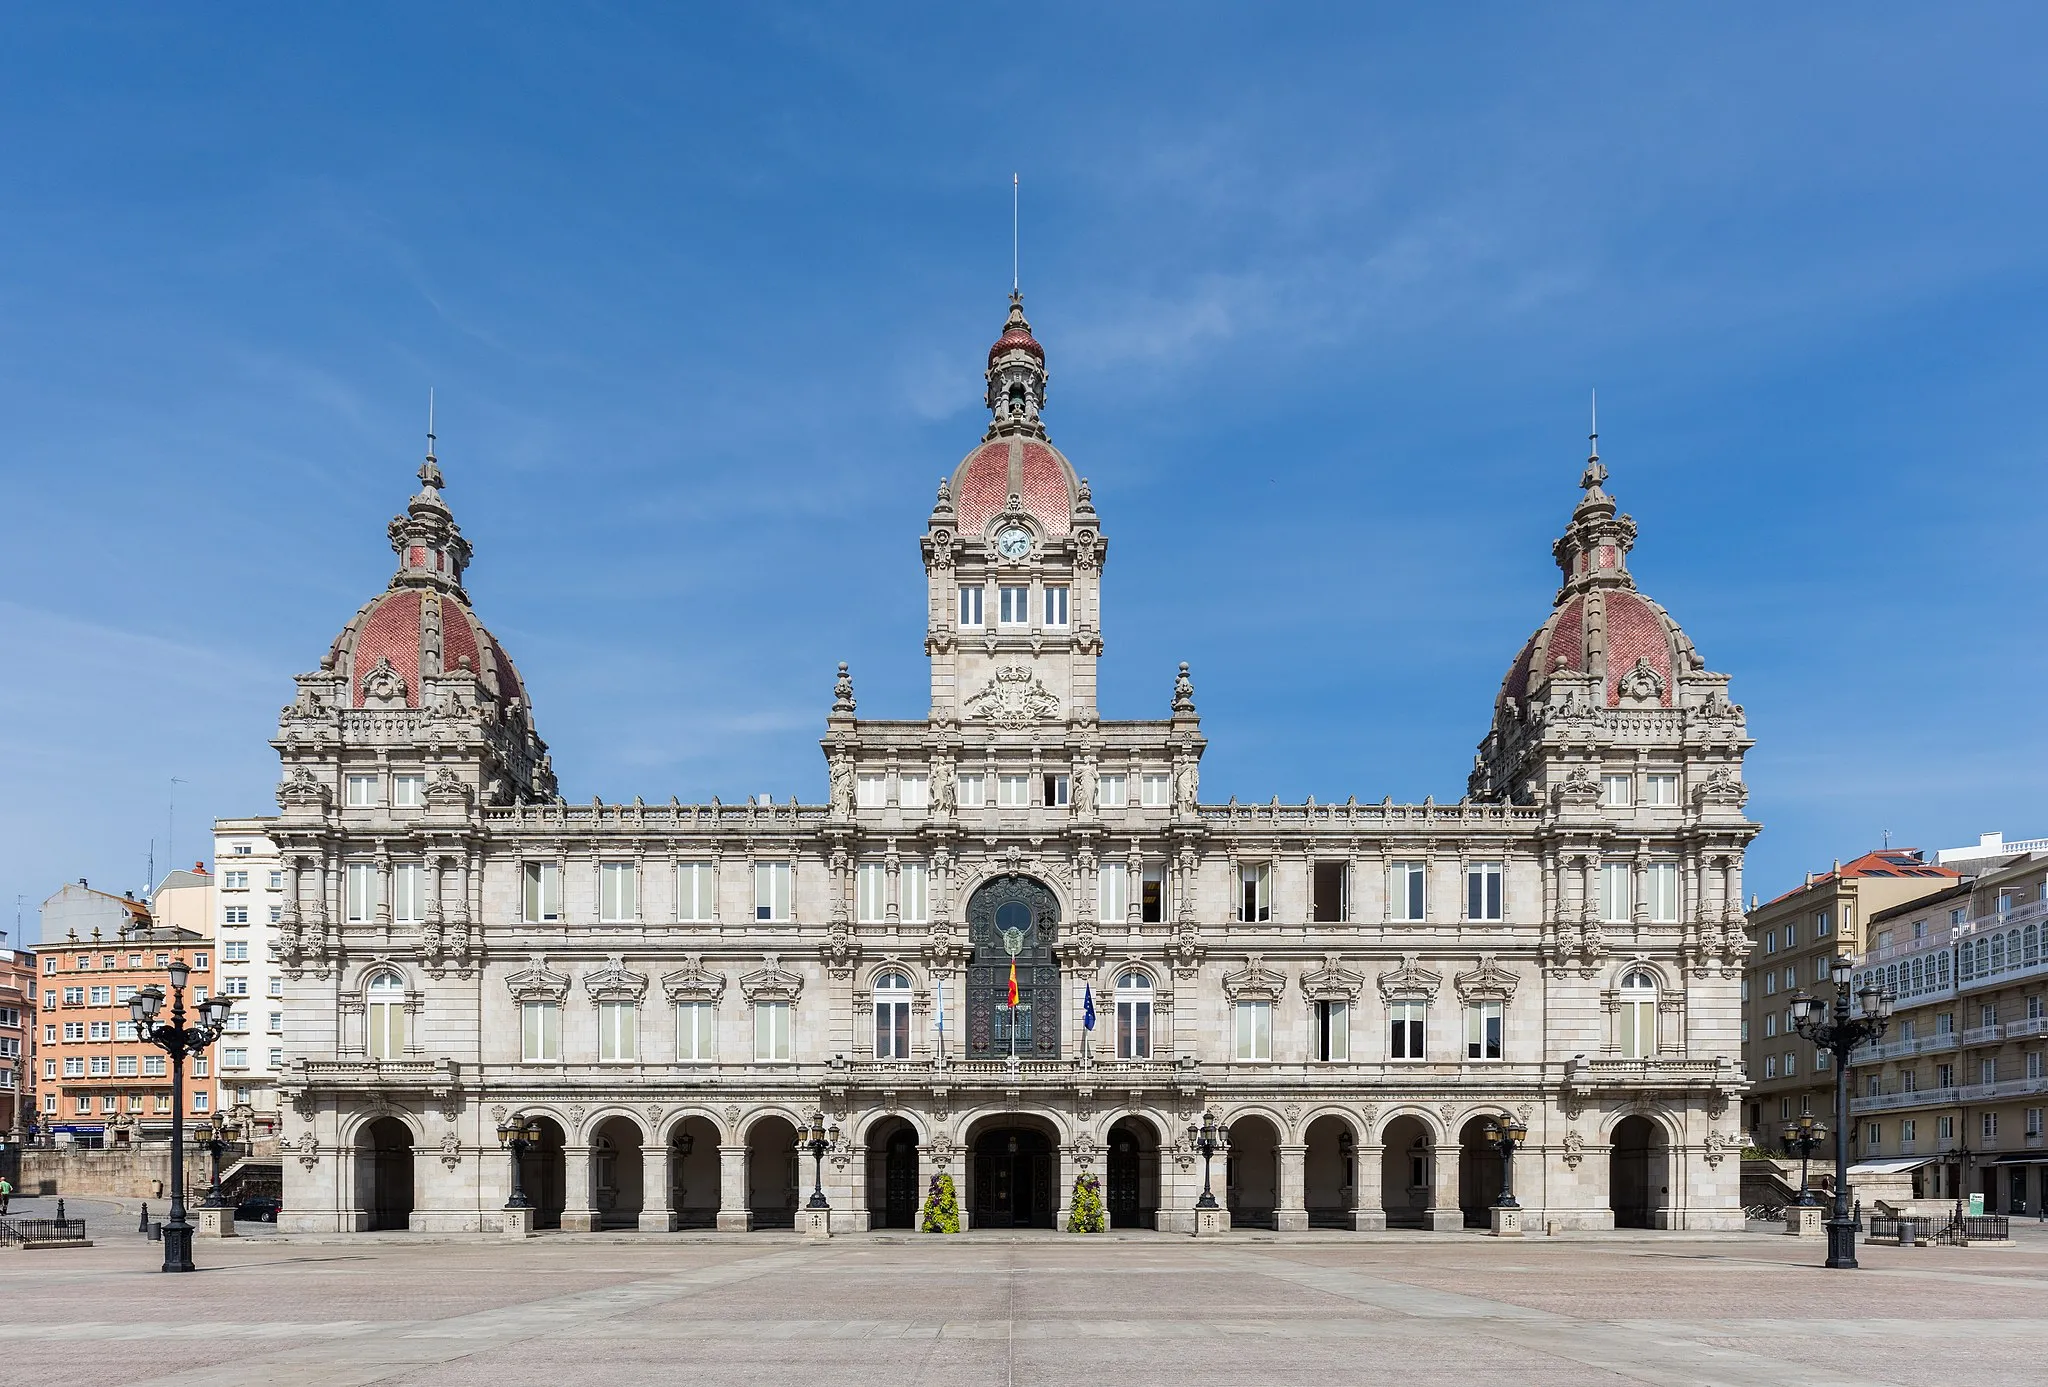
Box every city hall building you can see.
[262,293,1759,1234]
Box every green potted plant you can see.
[1067,1172,1107,1232]
[920,1172,961,1233]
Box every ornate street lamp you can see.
[1188,1111,1228,1211]
[131,961,234,1273]
[1781,1114,1826,1207]
[495,1115,544,1209]
[1790,956,1891,1269]
[804,1112,839,1211]
[1481,1114,1529,1209]
[197,1113,244,1208]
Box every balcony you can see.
[1962,1024,2005,1047]
[2006,1015,2048,1040]
[1851,1086,1958,1114]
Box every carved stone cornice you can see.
[660,954,726,1005]
[1376,952,1443,1003]
[1453,954,1520,1002]
[582,954,649,1004]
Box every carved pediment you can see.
[739,953,805,1003]
[963,665,1060,728]
[425,766,472,809]
[661,954,727,1005]
[1221,954,1286,1003]
[360,656,409,707]
[582,954,649,1003]
[1453,954,1520,1002]
[1299,953,1366,1002]
[1376,952,1443,1003]
[1694,766,1749,809]
[504,954,570,1004]
[277,765,330,810]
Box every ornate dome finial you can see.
[1579,388,1607,498]
[985,290,1049,440]
[388,405,472,596]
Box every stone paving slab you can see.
[3,1229,2043,1386]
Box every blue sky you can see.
[5,5,2045,940]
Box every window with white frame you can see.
[345,774,378,807]
[269,869,283,890]
[599,862,637,922]
[89,1020,111,1040]
[856,774,887,809]
[857,863,888,923]
[1390,862,1426,922]
[521,1000,561,1061]
[1313,862,1347,923]
[392,774,425,808]
[1238,864,1272,923]
[997,774,1031,807]
[366,971,406,1059]
[1389,1000,1426,1060]
[1784,1050,1797,1076]
[1099,863,1128,922]
[1116,971,1152,1059]
[345,862,379,924]
[1233,1000,1272,1061]
[1465,1000,1504,1060]
[1645,773,1679,806]
[597,1001,638,1062]
[143,1055,165,1076]
[958,585,984,627]
[1647,862,1679,923]
[1314,999,1349,1061]
[899,774,929,810]
[998,585,1029,624]
[1140,773,1170,808]
[1140,864,1167,923]
[1099,773,1127,808]
[223,906,249,925]
[1816,910,1832,936]
[1043,585,1069,627]
[1764,1055,1778,1078]
[522,862,563,923]
[1983,1111,1999,1140]
[677,1002,716,1061]
[901,864,929,923]
[1599,862,1633,923]
[678,862,716,922]
[755,862,791,921]
[958,773,986,808]
[753,1001,791,1061]
[1619,968,1658,1058]
[2028,1108,2044,1138]
[223,870,248,891]
[1042,773,1069,808]
[873,971,912,1060]
[392,861,425,924]
[1601,773,1632,807]
[1466,862,1502,921]
[1784,922,1798,947]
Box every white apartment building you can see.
[210,824,290,1132]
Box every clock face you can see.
[996,527,1032,560]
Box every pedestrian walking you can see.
[0,1175,12,1215]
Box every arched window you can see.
[2025,924,2039,965]
[1619,969,1658,1059]
[366,971,406,1060]
[1991,935,2006,974]
[873,971,912,1061]
[1115,971,1152,1060]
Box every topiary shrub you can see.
[1066,1173,1107,1232]
[920,1172,961,1233]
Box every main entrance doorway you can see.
[866,1118,920,1230]
[972,1126,1054,1228]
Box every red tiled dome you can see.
[1498,589,1685,710]
[952,436,1076,537]
[326,587,528,711]
[988,324,1044,365]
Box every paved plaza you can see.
[3,1224,2045,1387]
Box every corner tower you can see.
[921,293,1105,726]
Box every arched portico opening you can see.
[967,1115,1058,1228]
[1304,1115,1356,1229]
[1380,1115,1435,1229]
[517,1116,566,1229]
[1459,1116,1506,1227]
[670,1116,720,1229]
[356,1116,414,1231]
[591,1116,645,1229]
[746,1115,801,1230]
[965,876,1061,1059]
[1610,1115,1670,1229]
[1225,1114,1280,1230]
[1106,1116,1161,1228]
[866,1117,921,1229]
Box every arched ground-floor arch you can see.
[516,1115,567,1230]
[965,1114,1059,1229]
[1379,1115,1436,1230]
[1610,1115,1672,1230]
[1458,1116,1507,1228]
[591,1116,645,1230]
[746,1115,802,1230]
[1105,1116,1162,1229]
[670,1116,721,1229]
[866,1116,921,1229]
[1304,1114,1357,1229]
[355,1116,415,1232]
[1225,1114,1281,1230]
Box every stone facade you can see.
[257,293,1758,1235]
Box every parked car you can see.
[235,1195,282,1222]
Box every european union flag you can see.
[1083,982,1096,1031]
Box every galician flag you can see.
[1007,959,1019,1008]
[1083,982,1097,1031]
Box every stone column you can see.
[1429,1139,1464,1232]
[1056,1142,1079,1231]
[560,1145,597,1233]
[1352,1143,1386,1230]
[716,1144,752,1231]
[1275,1143,1309,1231]
[639,1142,674,1231]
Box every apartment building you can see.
[1848,842,2048,1214]
[0,947,34,1135]
[1742,850,1960,1138]
[209,824,289,1131]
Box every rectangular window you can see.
[856,773,887,809]
[1764,1056,1778,1078]
[901,864,929,923]
[597,1002,638,1062]
[1647,862,1679,923]
[959,585,984,627]
[1982,1112,1999,1140]
[223,906,249,925]
[1043,585,1069,627]
[522,862,563,923]
[345,774,377,807]
[144,1055,165,1076]
[997,774,1031,807]
[958,774,986,808]
[678,862,716,922]
[269,1047,284,1066]
[269,906,281,923]
[63,1021,83,1040]
[754,862,792,921]
[857,863,887,923]
[1312,861,1347,923]
[598,862,638,922]
[1600,862,1633,923]
[998,585,1030,624]
[193,1092,209,1113]
[1465,1000,1504,1060]
[88,1055,110,1075]
[1238,864,1271,923]
[345,862,379,923]
[269,870,284,891]
[2029,1109,2045,1138]
[753,1001,791,1061]
[875,991,911,1061]
[1099,774,1127,809]
[392,774,425,808]
[1140,864,1166,923]
[1233,1000,1272,1061]
[1140,773,1170,808]
[522,1002,561,1062]
[1389,1000,1426,1060]
[88,986,111,1006]
[1902,1118,1917,1143]
[1601,773,1632,808]
[115,1055,138,1076]
[152,1094,169,1113]
[223,870,248,891]
[898,774,929,810]
[63,1056,83,1077]
[62,987,83,1006]
[1937,1062,1954,1088]
[1042,774,1069,807]
[1391,862,1426,922]
[677,1002,716,1061]
[391,862,425,924]
[1314,1000,1350,1061]
[1645,773,1679,806]
[1465,862,1503,922]
[89,1020,111,1040]
[1981,1058,1997,1085]
[223,1048,247,1068]
[1784,922,1798,947]
[1784,1050,1797,1076]
[1116,985,1151,1060]
[1098,864,1128,922]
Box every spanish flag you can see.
[1007,959,1019,1008]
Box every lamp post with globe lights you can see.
[1188,1111,1227,1212]
[131,960,234,1272]
[1791,957,1891,1269]
[1781,1114,1826,1207]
